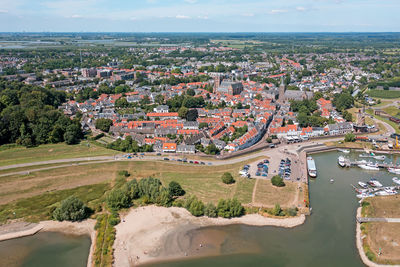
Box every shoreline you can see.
[0,219,96,267]
[114,205,306,266]
[355,207,398,267]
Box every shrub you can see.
[118,170,130,177]
[53,196,90,222]
[344,133,356,142]
[204,203,218,218]
[217,198,244,218]
[106,188,131,210]
[272,204,283,216]
[168,181,185,197]
[271,175,285,187]
[286,207,298,216]
[184,196,204,216]
[221,172,235,184]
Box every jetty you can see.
[357,217,400,223]
[339,157,398,169]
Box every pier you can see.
[340,157,398,169]
[357,217,400,223]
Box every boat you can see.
[358,181,368,188]
[393,177,400,185]
[307,156,317,178]
[375,188,397,196]
[367,178,383,187]
[338,149,350,154]
[356,192,375,199]
[373,155,386,160]
[358,163,380,171]
[338,156,346,167]
[330,179,334,183]
[388,167,400,175]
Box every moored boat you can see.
[367,178,383,187]
[393,177,400,185]
[358,163,380,171]
[307,156,317,178]
[338,149,350,154]
[338,156,346,167]
[373,155,386,160]
[357,192,375,199]
[358,181,368,188]
[388,167,400,175]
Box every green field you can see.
[0,142,117,167]
[367,90,400,99]
[366,109,400,134]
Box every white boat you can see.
[338,149,350,154]
[330,179,334,183]
[357,192,375,199]
[367,178,383,187]
[358,181,368,188]
[393,177,400,185]
[338,156,346,167]
[388,168,400,175]
[307,156,317,178]
[373,155,386,160]
[358,163,380,171]
[375,189,397,196]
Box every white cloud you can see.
[0,9,9,13]
[241,13,254,17]
[184,0,197,3]
[197,15,209,19]
[296,6,307,12]
[176,15,191,19]
[268,9,288,14]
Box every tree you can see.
[168,181,185,197]
[199,122,208,129]
[64,124,82,145]
[254,94,262,100]
[185,195,205,217]
[53,196,90,222]
[205,144,220,155]
[344,133,356,142]
[106,188,132,210]
[272,203,283,216]
[186,88,196,96]
[178,106,188,118]
[186,109,198,121]
[271,175,285,187]
[204,203,217,217]
[221,172,235,184]
[95,118,113,132]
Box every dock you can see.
[340,157,398,169]
[357,217,400,223]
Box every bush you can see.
[106,188,131,210]
[95,118,113,132]
[204,203,218,218]
[184,195,204,216]
[286,207,298,216]
[271,175,285,187]
[108,211,121,226]
[344,133,356,142]
[53,196,90,222]
[217,198,244,218]
[118,170,130,177]
[272,204,283,216]
[221,172,235,184]
[168,181,185,197]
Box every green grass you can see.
[0,142,117,167]
[382,106,400,119]
[367,90,400,99]
[94,213,116,267]
[0,183,110,223]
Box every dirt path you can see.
[251,178,259,204]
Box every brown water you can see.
[0,231,91,267]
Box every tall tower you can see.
[214,74,222,94]
[278,76,286,103]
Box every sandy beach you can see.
[114,205,305,266]
[0,219,96,267]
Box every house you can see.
[317,98,333,110]
[326,122,353,135]
[213,139,226,150]
[162,142,177,153]
[176,144,195,154]
[153,105,169,113]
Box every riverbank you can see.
[114,205,305,266]
[0,219,96,267]
[356,208,400,267]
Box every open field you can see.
[0,183,110,223]
[252,179,303,208]
[0,157,266,206]
[382,106,400,119]
[367,90,400,99]
[363,196,400,218]
[362,222,400,265]
[0,143,117,167]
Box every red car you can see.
[194,161,199,164]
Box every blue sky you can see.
[0,0,399,32]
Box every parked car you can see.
[163,158,169,161]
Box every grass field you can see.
[363,196,400,218]
[0,183,109,223]
[253,179,302,208]
[366,109,400,134]
[382,106,400,119]
[0,142,117,167]
[363,222,400,265]
[367,90,400,99]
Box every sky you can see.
[0,0,399,32]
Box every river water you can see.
[0,232,90,267]
[146,151,397,267]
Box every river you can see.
[145,151,397,267]
[0,231,90,267]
